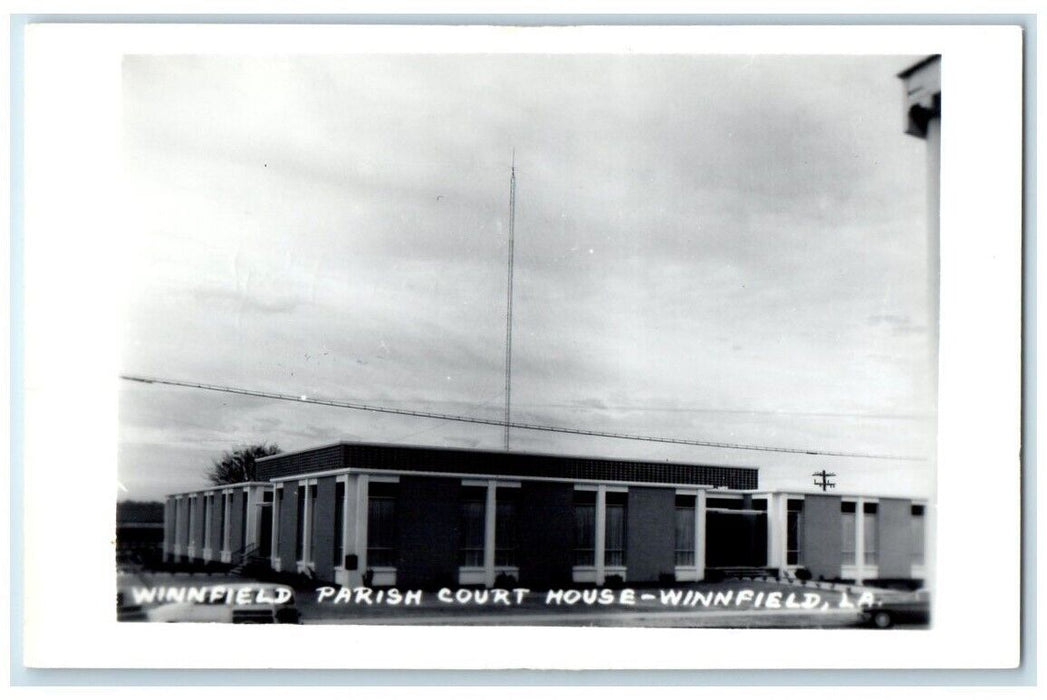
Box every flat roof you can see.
[256,441,759,490]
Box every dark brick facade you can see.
[396,476,461,589]
[876,498,913,579]
[258,442,758,489]
[313,476,338,581]
[802,494,842,580]
[277,482,299,570]
[229,490,245,553]
[626,487,676,583]
[517,481,575,588]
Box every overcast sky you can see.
[118,53,934,502]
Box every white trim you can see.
[270,486,282,566]
[369,566,397,587]
[571,484,627,585]
[297,479,317,564]
[368,474,400,484]
[203,494,214,556]
[458,567,487,586]
[349,468,370,590]
[841,496,880,584]
[674,566,700,582]
[165,482,271,499]
[571,566,598,584]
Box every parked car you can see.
[860,589,931,628]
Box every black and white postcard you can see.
[18,23,1023,671]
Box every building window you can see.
[605,492,627,567]
[863,502,878,566]
[786,499,805,566]
[911,504,925,566]
[495,488,519,568]
[574,490,597,566]
[841,501,856,566]
[295,485,307,561]
[460,486,486,567]
[674,494,696,566]
[367,482,398,568]
[334,481,346,567]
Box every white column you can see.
[900,56,939,599]
[270,486,281,570]
[221,492,231,555]
[925,114,940,600]
[339,476,351,568]
[765,494,783,573]
[695,490,706,581]
[172,496,183,557]
[594,486,607,586]
[300,482,311,567]
[484,480,497,587]
[350,474,370,587]
[187,496,197,557]
[243,488,255,551]
[854,498,866,585]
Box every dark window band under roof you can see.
[257,442,758,490]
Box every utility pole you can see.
[504,152,516,450]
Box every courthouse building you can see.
[162,441,927,589]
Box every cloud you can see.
[119,53,936,501]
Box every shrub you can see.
[494,572,518,588]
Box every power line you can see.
[119,374,926,462]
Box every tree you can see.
[206,443,281,485]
